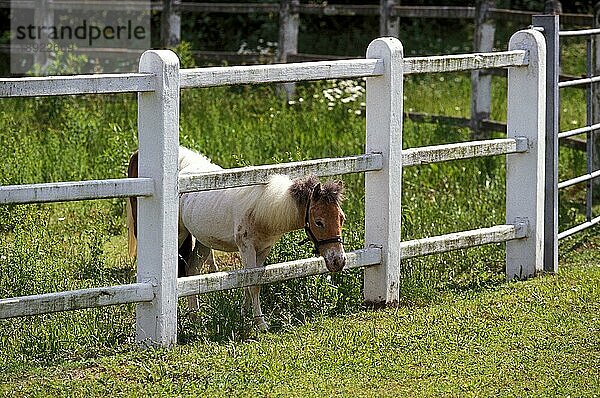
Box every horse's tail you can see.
[127,150,139,258]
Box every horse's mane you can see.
[319,181,345,205]
[290,175,344,206]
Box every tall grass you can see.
[0,43,589,367]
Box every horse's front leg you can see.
[236,228,271,332]
[247,247,271,331]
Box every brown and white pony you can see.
[127,146,346,331]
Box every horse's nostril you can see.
[330,257,345,272]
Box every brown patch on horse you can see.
[308,181,346,272]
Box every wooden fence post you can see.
[33,0,53,72]
[364,37,403,306]
[544,0,562,13]
[380,0,400,37]
[470,0,496,139]
[136,50,180,347]
[278,0,299,63]
[162,0,181,47]
[278,0,299,98]
[506,29,546,279]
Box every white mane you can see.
[178,147,302,242]
[252,174,301,233]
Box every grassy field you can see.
[1,233,598,396]
[0,35,597,395]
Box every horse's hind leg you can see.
[185,241,214,311]
[178,233,193,277]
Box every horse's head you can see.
[305,181,346,272]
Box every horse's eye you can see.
[315,220,324,228]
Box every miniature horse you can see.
[127,146,346,331]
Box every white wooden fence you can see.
[0,29,546,348]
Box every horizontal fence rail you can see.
[180,59,384,88]
[0,2,592,25]
[180,51,528,88]
[180,138,527,194]
[178,2,279,13]
[559,28,600,37]
[402,137,528,166]
[0,283,154,319]
[0,73,156,98]
[0,0,163,10]
[558,123,600,139]
[558,215,600,240]
[179,154,383,193]
[178,222,528,297]
[558,75,600,88]
[557,170,600,190]
[404,50,528,74]
[0,178,154,204]
[400,224,527,260]
[178,248,381,297]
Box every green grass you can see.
[1,233,598,397]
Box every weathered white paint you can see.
[179,153,383,193]
[0,178,154,204]
[506,29,546,280]
[400,224,527,260]
[404,50,527,74]
[0,73,155,97]
[402,137,528,167]
[364,37,403,306]
[178,51,526,89]
[135,50,180,348]
[178,139,527,192]
[178,248,381,297]
[0,283,154,319]
[179,59,384,88]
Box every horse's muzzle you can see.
[322,245,346,273]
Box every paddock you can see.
[0,30,545,347]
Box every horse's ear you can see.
[312,183,322,200]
